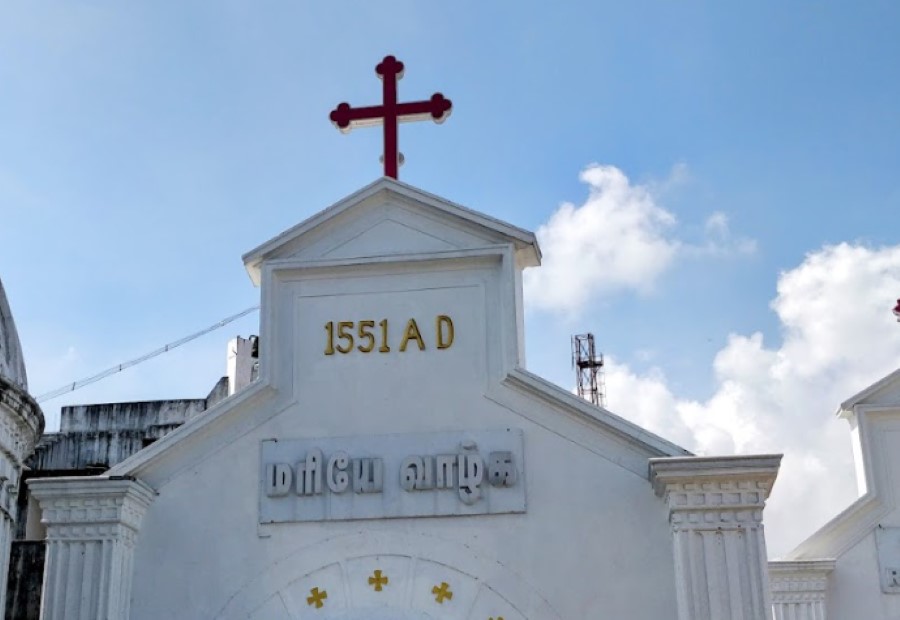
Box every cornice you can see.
[29,476,156,536]
[649,454,782,498]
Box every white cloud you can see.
[524,164,755,314]
[694,211,757,257]
[601,242,900,556]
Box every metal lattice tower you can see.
[572,333,605,407]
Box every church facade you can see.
[23,179,782,619]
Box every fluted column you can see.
[768,560,834,620]
[650,455,782,620]
[29,476,155,620]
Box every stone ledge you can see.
[649,454,782,502]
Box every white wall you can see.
[117,183,684,619]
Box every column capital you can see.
[650,455,782,529]
[769,560,834,618]
[29,476,155,539]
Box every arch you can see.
[217,531,560,620]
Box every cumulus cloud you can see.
[601,243,900,556]
[524,164,754,314]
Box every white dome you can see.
[0,278,27,391]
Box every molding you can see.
[650,455,781,533]
[29,476,155,535]
[769,559,834,602]
[785,493,886,560]
[261,244,510,274]
[769,560,834,619]
[502,367,691,460]
[650,455,782,497]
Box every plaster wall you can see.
[129,400,677,619]
[126,256,679,619]
[105,183,690,620]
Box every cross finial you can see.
[329,55,452,179]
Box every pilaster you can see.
[650,454,782,620]
[768,560,834,620]
[29,476,155,620]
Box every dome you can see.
[0,278,28,391]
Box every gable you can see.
[323,217,457,259]
[241,178,541,285]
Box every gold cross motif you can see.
[368,569,389,591]
[306,587,328,609]
[432,581,453,603]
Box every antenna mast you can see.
[572,333,606,407]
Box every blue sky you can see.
[1,2,899,555]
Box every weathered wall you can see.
[30,397,215,471]
[4,542,44,620]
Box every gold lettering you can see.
[324,321,335,355]
[436,315,454,349]
[378,319,391,353]
[336,321,354,354]
[399,318,425,352]
[357,320,375,353]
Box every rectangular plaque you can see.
[259,429,525,523]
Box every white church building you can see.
[2,178,900,619]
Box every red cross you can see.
[329,55,452,179]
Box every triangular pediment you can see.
[242,178,541,284]
[322,218,458,259]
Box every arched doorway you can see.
[217,531,559,619]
